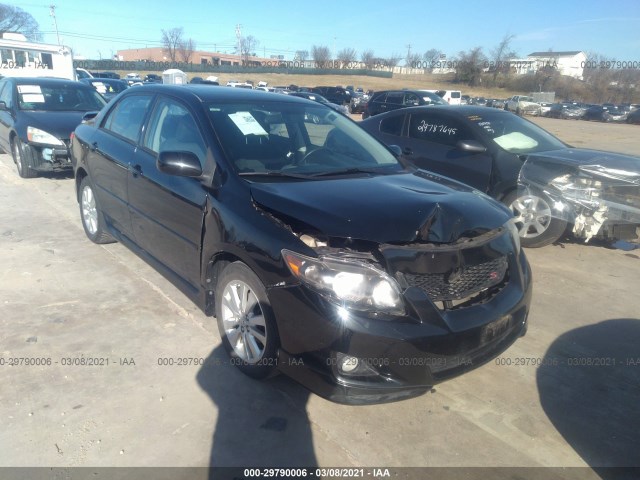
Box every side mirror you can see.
[82,111,99,123]
[0,101,8,111]
[387,145,403,157]
[157,151,203,177]
[456,139,487,153]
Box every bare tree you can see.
[406,52,421,68]
[238,35,259,65]
[490,33,517,80]
[161,28,184,62]
[178,38,196,63]
[385,53,402,69]
[337,47,357,68]
[311,45,331,68]
[361,49,375,69]
[294,50,309,62]
[423,49,442,64]
[0,4,41,40]
[455,47,487,86]
[583,52,616,102]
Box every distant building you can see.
[509,51,586,80]
[116,47,272,67]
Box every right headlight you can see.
[282,249,405,315]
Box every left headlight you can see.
[27,127,64,146]
[505,219,521,254]
[282,249,405,315]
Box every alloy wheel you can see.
[220,280,267,363]
[510,194,553,238]
[81,185,99,235]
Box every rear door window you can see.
[380,114,405,136]
[385,92,404,105]
[409,113,471,147]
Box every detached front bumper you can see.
[269,248,532,404]
[20,141,73,172]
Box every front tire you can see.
[78,176,115,244]
[215,262,280,379]
[12,138,37,178]
[504,189,568,248]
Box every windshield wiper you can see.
[238,171,312,179]
[307,167,388,177]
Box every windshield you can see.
[467,111,567,154]
[18,84,106,111]
[207,101,402,178]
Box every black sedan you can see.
[288,91,349,116]
[582,105,628,122]
[0,77,107,178]
[360,106,640,248]
[70,86,531,404]
[80,78,129,102]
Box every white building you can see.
[510,51,587,80]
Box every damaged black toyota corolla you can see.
[71,86,532,404]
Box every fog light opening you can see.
[335,352,378,377]
[339,354,359,373]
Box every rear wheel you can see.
[12,138,37,178]
[78,176,115,244]
[215,262,280,379]
[504,189,568,248]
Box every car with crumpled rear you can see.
[0,76,106,178]
[70,85,531,404]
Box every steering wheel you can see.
[294,147,333,166]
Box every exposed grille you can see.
[403,256,508,302]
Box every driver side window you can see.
[102,95,153,143]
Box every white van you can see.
[421,89,462,105]
[0,32,75,80]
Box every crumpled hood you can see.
[251,171,512,244]
[529,148,640,173]
[20,111,87,142]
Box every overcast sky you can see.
[15,0,640,61]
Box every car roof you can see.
[6,77,90,87]
[120,84,314,105]
[363,105,516,120]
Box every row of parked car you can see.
[544,102,640,123]
[461,93,640,124]
[1,74,638,404]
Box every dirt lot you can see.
[0,119,638,479]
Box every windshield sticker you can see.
[17,85,42,94]
[493,132,538,150]
[20,93,45,103]
[92,82,107,94]
[467,115,482,121]
[417,120,457,135]
[228,112,268,136]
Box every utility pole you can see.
[50,5,61,45]
[235,24,242,55]
[406,44,412,62]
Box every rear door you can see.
[127,95,209,287]
[402,111,493,192]
[88,93,154,237]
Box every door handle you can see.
[403,147,413,155]
[131,164,143,177]
[90,142,98,152]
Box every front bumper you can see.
[269,248,532,404]
[21,141,72,172]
